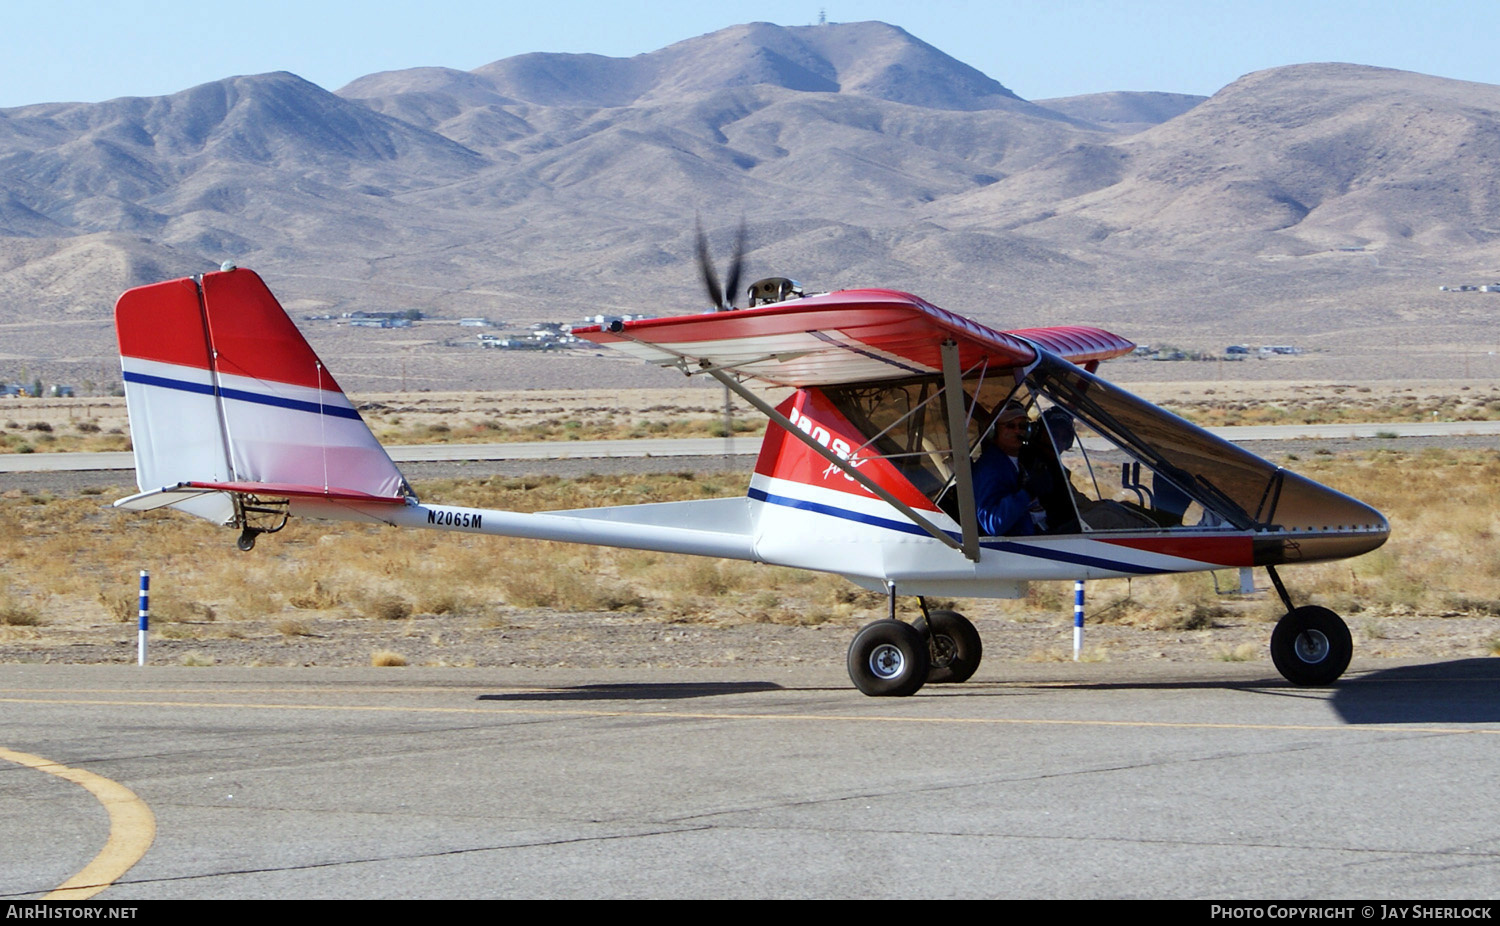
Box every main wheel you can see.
[1270,605,1352,686]
[912,610,982,684]
[847,620,931,697]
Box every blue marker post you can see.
[137,571,149,667]
[1072,579,1085,661]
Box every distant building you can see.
[477,333,556,351]
[573,312,654,329]
[458,318,493,327]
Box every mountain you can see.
[1033,92,1206,131]
[1,22,1496,393]
[937,64,1500,253]
[456,21,1026,110]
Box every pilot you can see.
[1026,407,1081,534]
[1035,406,1159,532]
[972,401,1049,537]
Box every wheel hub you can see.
[1294,629,1330,664]
[929,634,957,669]
[869,643,906,679]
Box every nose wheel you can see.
[1271,605,1352,686]
[1264,566,1352,686]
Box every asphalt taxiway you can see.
[3,659,1498,899]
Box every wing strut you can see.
[704,367,973,559]
[940,340,980,561]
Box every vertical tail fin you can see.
[116,268,407,520]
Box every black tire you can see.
[1270,605,1352,686]
[847,620,931,697]
[912,610,983,684]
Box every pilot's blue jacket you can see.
[972,449,1036,537]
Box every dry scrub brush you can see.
[5,452,1498,645]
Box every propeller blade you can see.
[723,220,747,311]
[695,220,725,311]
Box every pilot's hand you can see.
[1020,469,1044,494]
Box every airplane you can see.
[112,264,1389,696]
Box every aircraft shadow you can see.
[478,681,785,702]
[468,662,1498,716]
[976,659,1500,725]
[1329,658,1500,725]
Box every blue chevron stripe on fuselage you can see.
[748,486,1176,575]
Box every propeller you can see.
[695,218,746,311]
[694,218,748,460]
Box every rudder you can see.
[115,268,407,522]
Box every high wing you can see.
[572,289,1134,386]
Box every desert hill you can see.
[0,21,1496,392]
[1033,92,1207,130]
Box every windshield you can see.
[1028,352,1384,533]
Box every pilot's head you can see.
[1041,407,1076,453]
[992,401,1028,456]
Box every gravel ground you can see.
[9,606,1495,674]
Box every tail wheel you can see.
[1270,605,1352,686]
[847,620,930,697]
[912,610,982,684]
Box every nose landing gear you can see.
[1265,566,1353,686]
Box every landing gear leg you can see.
[1265,565,1352,686]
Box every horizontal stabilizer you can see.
[115,481,409,512]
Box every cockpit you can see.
[822,349,1387,550]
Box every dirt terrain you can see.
[5,604,1495,676]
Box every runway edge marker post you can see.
[137,570,148,666]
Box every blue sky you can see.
[4,1,1497,108]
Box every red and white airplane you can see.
[113,266,1388,695]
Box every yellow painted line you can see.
[0,747,155,900]
[2,695,1497,737]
